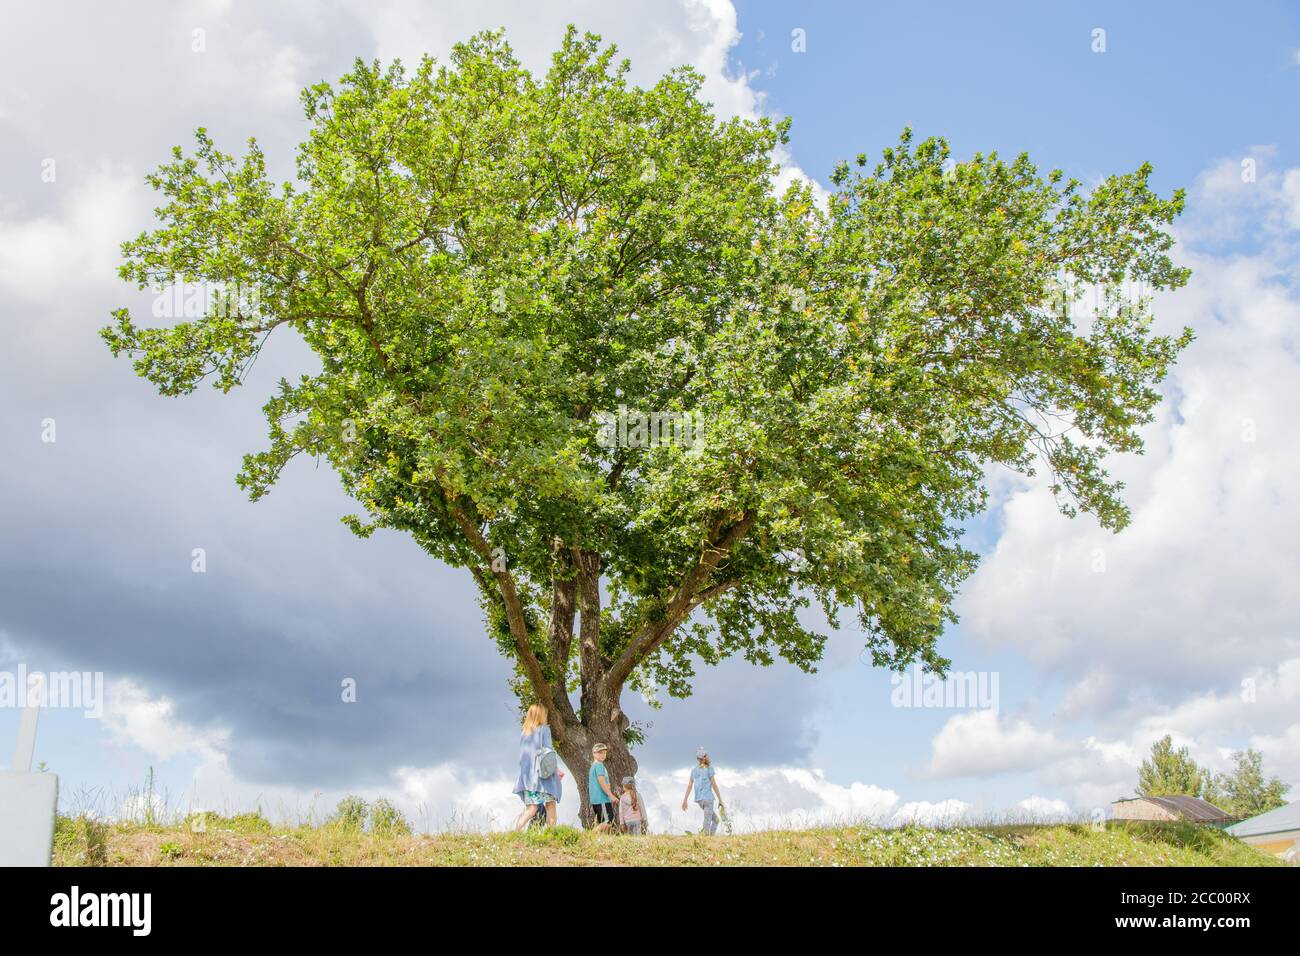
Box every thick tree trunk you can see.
[561,546,636,826]
[495,522,753,828]
[555,733,593,822]
[463,508,752,828]
[556,712,638,828]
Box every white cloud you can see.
[1251,723,1300,782]
[118,790,169,824]
[659,765,900,831]
[364,0,754,117]
[1015,796,1072,821]
[96,678,1159,827]
[1023,738,1140,814]
[0,164,140,303]
[96,684,922,832]
[951,662,1300,812]
[1281,168,1300,230]
[424,762,922,834]
[395,764,528,831]
[1058,668,1122,720]
[926,710,1077,778]
[102,678,229,765]
[959,159,1300,722]
[95,680,914,831]
[892,799,973,826]
[1173,148,1300,243]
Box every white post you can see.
[14,699,39,772]
[0,672,58,866]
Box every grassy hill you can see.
[53,813,1281,867]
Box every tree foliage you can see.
[1138,736,1290,819]
[1137,735,1209,799]
[102,27,1192,792]
[1204,748,1291,819]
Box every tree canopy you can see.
[1138,735,1209,799]
[102,26,1192,797]
[1204,749,1291,819]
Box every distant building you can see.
[1226,801,1300,860]
[1111,795,1235,826]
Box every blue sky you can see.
[2,0,1298,831]
[735,0,1300,198]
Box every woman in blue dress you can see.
[512,703,563,829]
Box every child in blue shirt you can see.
[681,746,723,835]
[588,742,618,831]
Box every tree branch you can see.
[445,495,553,712]
[605,511,755,689]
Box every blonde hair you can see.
[697,754,711,768]
[521,703,548,736]
[624,780,639,813]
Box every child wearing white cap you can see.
[681,746,723,835]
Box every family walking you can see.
[511,704,725,834]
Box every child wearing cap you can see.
[587,743,618,832]
[618,776,646,835]
[681,746,723,835]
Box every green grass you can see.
[51,814,1281,867]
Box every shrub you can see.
[327,795,412,836]
[184,810,274,834]
[331,796,369,833]
[370,798,412,837]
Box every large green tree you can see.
[103,27,1191,816]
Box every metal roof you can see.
[1114,795,1235,822]
[1226,801,1300,838]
